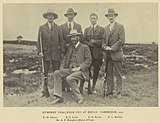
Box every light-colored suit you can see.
[102,22,125,61]
[102,22,125,93]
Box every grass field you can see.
[3,43,158,107]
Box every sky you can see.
[3,3,158,44]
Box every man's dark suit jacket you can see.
[60,22,83,48]
[37,22,65,61]
[83,25,104,59]
[60,43,92,81]
[102,22,125,61]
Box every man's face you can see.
[107,14,116,23]
[70,35,79,46]
[90,15,98,25]
[66,13,75,22]
[47,14,54,23]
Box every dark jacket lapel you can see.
[64,22,70,33]
[44,22,52,35]
[66,45,73,66]
[73,22,76,30]
[94,24,101,33]
[106,25,111,35]
[52,23,58,35]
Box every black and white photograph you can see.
[3,3,158,107]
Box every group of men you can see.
[37,8,125,105]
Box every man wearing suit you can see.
[102,8,125,99]
[37,10,65,97]
[60,8,83,92]
[61,8,83,49]
[83,13,104,94]
[51,30,92,104]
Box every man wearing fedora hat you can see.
[51,29,91,104]
[61,8,83,48]
[83,13,104,94]
[37,10,65,97]
[102,8,125,99]
[60,8,83,92]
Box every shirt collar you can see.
[47,22,54,28]
[91,23,98,28]
[75,41,80,48]
[109,21,115,27]
[67,21,74,26]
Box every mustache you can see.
[109,18,114,20]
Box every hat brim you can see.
[64,12,77,17]
[43,12,58,19]
[67,33,81,37]
[105,13,118,17]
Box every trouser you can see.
[105,59,123,93]
[53,69,84,100]
[90,58,102,90]
[42,59,60,93]
[62,79,71,92]
[62,46,71,92]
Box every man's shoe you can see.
[51,97,64,105]
[41,93,46,98]
[92,90,97,94]
[77,98,84,104]
[41,92,50,98]
[106,92,113,98]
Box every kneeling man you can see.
[52,30,92,104]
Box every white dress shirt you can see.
[109,21,115,31]
[47,22,54,29]
[90,23,98,29]
[67,21,74,30]
[75,41,80,48]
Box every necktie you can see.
[92,25,95,34]
[51,24,53,31]
[69,23,71,32]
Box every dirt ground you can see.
[3,43,158,107]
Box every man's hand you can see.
[38,52,44,57]
[65,44,70,48]
[88,39,96,47]
[72,67,81,72]
[104,46,112,51]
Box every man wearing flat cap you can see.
[102,8,125,99]
[60,8,83,92]
[37,10,65,97]
[84,13,104,94]
[51,29,92,104]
